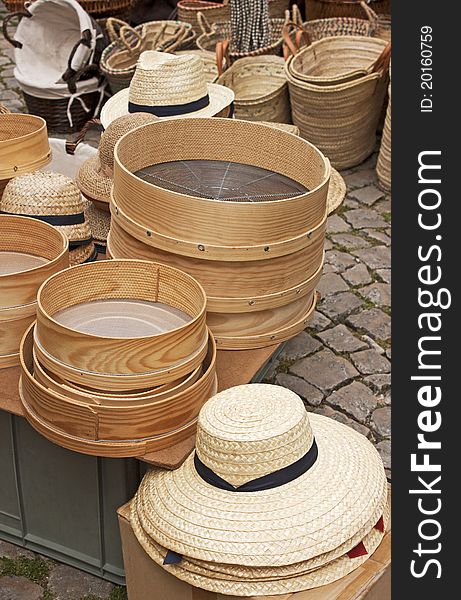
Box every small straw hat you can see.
[100,51,235,128]
[1,171,96,265]
[77,113,159,209]
[131,384,388,595]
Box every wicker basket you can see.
[0,103,9,114]
[376,80,391,191]
[0,215,68,368]
[35,260,209,391]
[197,12,287,61]
[3,3,106,133]
[375,14,391,41]
[3,1,134,17]
[100,19,196,94]
[286,38,390,169]
[289,35,388,85]
[20,323,217,457]
[305,0,391,20]
[217,55,290,123]
[284,1,377,55]
[110,118,329,349]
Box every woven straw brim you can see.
[100,84,235,129]
[131,500,389,595]
[77,155,112,205]
[83,199,111,245]
[327,168,346,214]
[69,241,97,266]
[131,413,387,567]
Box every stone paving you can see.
[0,1,391,596]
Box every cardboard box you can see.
[117,502,391,600]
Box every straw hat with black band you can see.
[100,50,235,128]
[77,113,159,210]
[1,171,96,265]
[132,384,388,595]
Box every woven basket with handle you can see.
[3,1,134,17]
[177,0,291,36]
[286,38,391,169]
[196,11,288,62]
[305,0,391,20]
[284,1,377,57]
[216,54,291,123]
[100,18,196,94]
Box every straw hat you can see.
[328,168,347,214]
[0,103,9,115]
[1,171,96,265]
[83,199,110,252]
[100,51,235,128]
[77,113,159,209]
[132,384,388,595]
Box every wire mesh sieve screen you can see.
[135,160,308,202]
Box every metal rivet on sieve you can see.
[198,244,205,251]
[248,300,255,306]
[306,232,312,239]
[270,335,276,340]
[13,166,18,172]
[115,207,119,215]
[146,230,152,237]
[264,246,270,252]
[296,288,301,294]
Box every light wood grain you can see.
[35,259,208,389]
[209,291,318,349]
[0,114,51,178]
[0,215,69,308]
[108,216,326,312]
[19,325,217,456]
[113,118,329,258]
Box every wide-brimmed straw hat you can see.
[328,168,347,214]
[100,51,235,128]
[131,384,388,595]
[77,113,159,208]
[1,171,96,265]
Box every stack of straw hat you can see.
[131,383,389,595]
[0,214,68,369]
[0,113,51,199]
[19,259,217,458]
[285,36,390,169]
[77,113,159,212]
[108,117,329,349]
[1,171,97,265]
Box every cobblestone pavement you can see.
[0,2,390,597]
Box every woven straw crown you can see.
[1,171,94,265]
[130,51,209,107]
[196,386,314,487]
[99,113,159,171]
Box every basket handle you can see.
[197,11,213,35]
[65,62,101,95]
[282,22,311,57]
[216,39,229,76]
[106,17,130,43]
[2,10,31,49]
[65,118,102,155]
[360,0,378,23]
[119,24,143,53]
[61,29,93,85]
[372,42,391,73]
[291,4,303,27]
[160,25,189,53]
